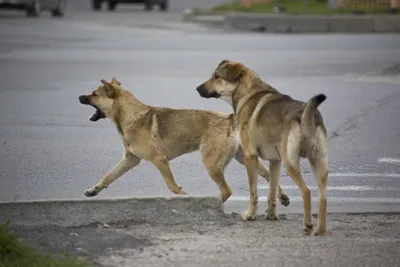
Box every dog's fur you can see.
[78,78,290,206]
[196,60,328,235]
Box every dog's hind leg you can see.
[281,123,313,234]
[235,145,290,207]
[201,141,234,203]
[308,128,329,236]
[309,158,328,236]
[84,151,141,197]
[151,155,187,195]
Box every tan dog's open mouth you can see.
[89,108,106,121]
[78,95,106,122]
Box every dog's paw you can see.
[303,223,314,234]
[311,226,326,236]
[172,186,187,195]
[84,187,99,197]
[241,209,257,221]
[178,187,188,194]
[264,210,279,220]
[221,191,232,203]
[279,194,290,207]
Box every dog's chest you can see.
[127,143,150,159]
[122,136,149,159]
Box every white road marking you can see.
[377,158,400,164]
[330,172,400,177]
[228,196,400,203]
[257,185,400,191]
[270,172,400,178]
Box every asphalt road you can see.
[1,6,400,216]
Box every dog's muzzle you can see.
[196,85,220,99]
[79,95,90,105]
[78,95,106,122]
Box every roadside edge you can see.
[0,195,224,227]
[182,9,400,33]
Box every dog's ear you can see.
[217,60,244,82]
[217,59,230,69]
[101,79,117,98]
[226,63,244,82]
[111,77,121,86]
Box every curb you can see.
[182,8,227,28]
[182,9,400,33]
[0,195,224,227]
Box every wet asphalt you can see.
[0,3,400,215]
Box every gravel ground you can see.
[9,212,400,267]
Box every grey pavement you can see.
[1,4,400,217]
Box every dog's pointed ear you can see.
[101,79,117,98]
[217,60,244,82]
[111,77,121,86]
[217,59,230,69]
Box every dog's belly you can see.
[167,143,200,160]
[257,143,281,161]
[247,128,281,161]
[127,139,201,161]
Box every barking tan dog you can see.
[78,77,290,207]
[196,60,328,235]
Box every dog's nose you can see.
[197,85,210,98]
[196,85,203,93]
[79,95,89,105]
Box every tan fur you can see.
[196,60,329,236]
[78,78,291,207]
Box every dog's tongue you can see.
[90,109,105,122]
[90,113,100,121]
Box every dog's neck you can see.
[109,92,150,136]
[231,76,278,115]
[221,95,233,106]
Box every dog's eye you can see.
[92,91,97,96]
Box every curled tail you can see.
[301,94,326,137]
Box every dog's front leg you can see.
[240,131,259,221]
[265,160,281,220]
[241,153,259,221]
[84,152,141,197]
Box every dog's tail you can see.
[301,94,326,137]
